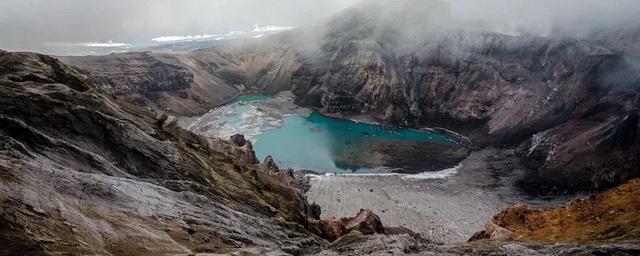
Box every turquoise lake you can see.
[190,94,460,173]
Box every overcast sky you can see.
[1,0,639,54]
[0,0,359,53]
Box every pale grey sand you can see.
[306,149,576,243]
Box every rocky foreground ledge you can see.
[0,51,390,255]
[312,178,640,255]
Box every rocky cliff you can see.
[60,52,239,116]
[288,2,638,141]
[61,1,640,194]
[3,2,640,254]
[0,51,333,255]
[60,36,300,117]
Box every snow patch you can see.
[152,34,221,42]
[82,40,129,47]
[152,25,292,43]
[252,24,295,33]
[48,40,130,48]
[308,164,462,180]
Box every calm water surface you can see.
[193,94,459,173]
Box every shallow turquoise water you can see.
[253,112,457,173]
[208,95,459,173]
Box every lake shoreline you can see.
[305,148,579,243]
[182,91,468,174]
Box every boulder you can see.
[309,209,385,241]
[206,135,259,164]
[226,134,259,164]
[344,209,385,236]
[307,203,322,220]
[262,155,279,172]
[230,134,248,147]
[486,221,513,241]
[153,111,179,129]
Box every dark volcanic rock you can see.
[336,139,469,174]
[60,52,240,116]
[69,52,193,95]
[291,28,630,145]
[59,0,640,194]
[307,203,322,220]
[0,51,323,255]
[517,96,640,194]
[263,155,280,172]
[231,133,249,147]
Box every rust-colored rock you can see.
[470,179,640,244]
[309,209,385,241]
[344,209,385,235]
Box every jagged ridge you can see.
[0,51,324,255]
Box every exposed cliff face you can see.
[290,4,640,192]
[60,52,240,116]
[518,97,640,194]
[288,5,636,145]
[0,51,327,255]
[59,1,640,194]
[188,36,300,94]
[60,37,299,117]
[62,52,193,95]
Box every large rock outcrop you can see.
[0,51,324,255]
[60,52,240,116]
[288,3,637,144]
[518,99,640,193]
[1,51,413,255]
[284,3,640,192]
[308,209,385,241]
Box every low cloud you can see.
[0,0,356,53]
[151,25,294,43]
[448,0,640,37]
